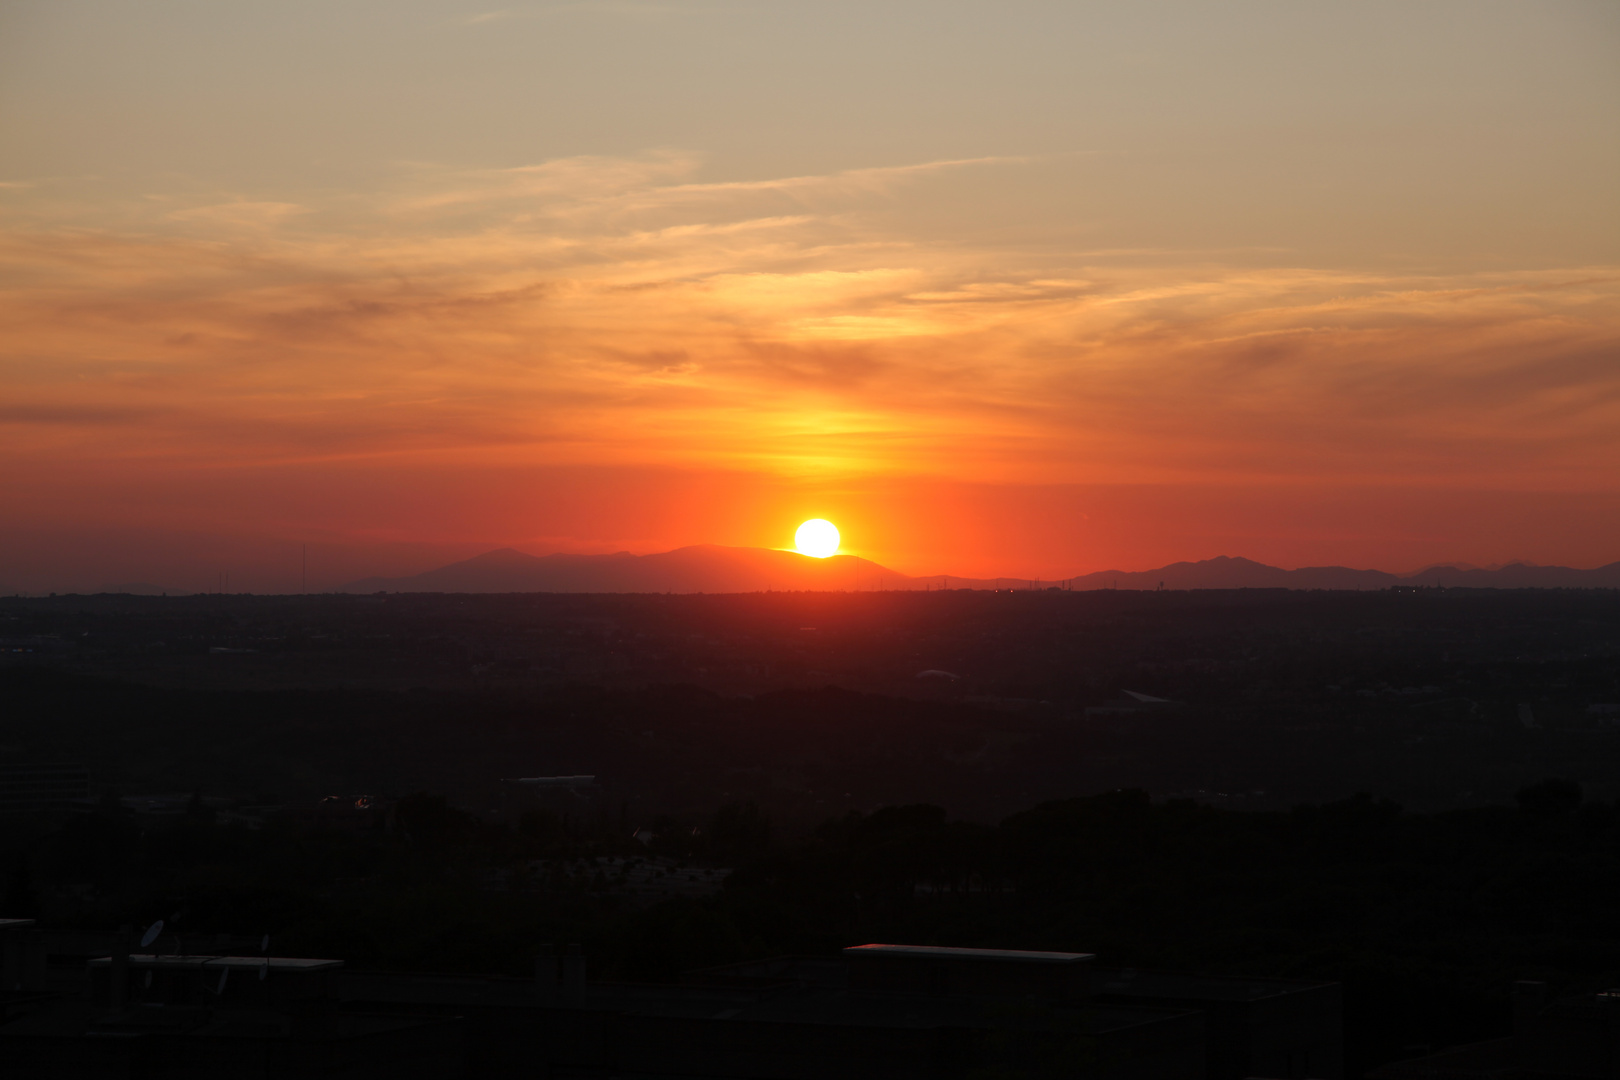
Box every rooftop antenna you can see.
[302,545,307,593]
[215,966,229,995]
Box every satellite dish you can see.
[140,921,164,948]
[216,967,229,995]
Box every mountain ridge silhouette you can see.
[340,546,1620,594]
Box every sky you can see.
[2,0,1618,592]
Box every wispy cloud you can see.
[2,152,1617,498]
[167,201,310,230]
[462,0,723,25]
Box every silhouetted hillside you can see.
[341,544,906,594]
[338,547,1620,594]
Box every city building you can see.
[1095,966,1343,1080]
[0,930,1346,1079]
[2,948,459,1079]
[497,773,600,821]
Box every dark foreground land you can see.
[4,586,1620,815]
[2,586,1619,1075]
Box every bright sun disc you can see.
[795,519,840,558]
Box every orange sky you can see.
[2,2,1618,592]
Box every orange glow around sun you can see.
[3,4,1619,594]
[795,519,841,558]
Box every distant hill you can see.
[1063,555,1620,591]
[96,583,192,596]
[1393,562,1620,588]
[341,545,909,594]
[340,547,1620,594]
[1067,555,1397,591]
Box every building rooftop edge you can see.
[843,944,1095,964]
[88,955,344,971]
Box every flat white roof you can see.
[843,944,1094,964]
[89,955,343,972]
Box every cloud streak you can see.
[3,152,1618,559]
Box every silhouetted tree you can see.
[2,856,40,919]
[1517,777,1582,820]
[396,792,480,844]
[709,802,772,860]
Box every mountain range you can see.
[340,546,1620,594]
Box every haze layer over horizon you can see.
[3,1,1618,593]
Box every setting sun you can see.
[794,519,840,559]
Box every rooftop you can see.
[1096,967,1337,1002]
[88,955,343,972]
[843,944,1095,965]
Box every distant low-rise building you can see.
[2,950,459,1079]
[278,794,389,833]
[498,774,598,820]
[344,941,1209,1079]
[1095,966,1343,1080]
[1086,691,1182,720]
[0,933,1347,1079]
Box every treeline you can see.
[10,664,1620,830]
[5,780,1620,1073]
